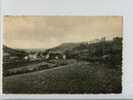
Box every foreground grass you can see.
[3,60,122,94]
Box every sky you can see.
[4,16,123,49]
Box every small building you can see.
[24,54,38,61]
[45,51,66,60]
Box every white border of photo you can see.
[1,0,133,99]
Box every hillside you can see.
[3,45,27,56]
[46,42,81,53]
[46,37,122,65]
[3,60,121,93]
[3,45,28,71]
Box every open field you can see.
[3,60,122,94]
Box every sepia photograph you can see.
[3,16,122,94]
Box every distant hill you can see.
[3,45,27,59]
[46,37,122,64]
[3,45,21,55]
[46,42,83,53]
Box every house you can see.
[24,53,38,61]
[45,51,66,60]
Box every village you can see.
[3,37,122,76]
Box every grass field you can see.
[3,60,122,94]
